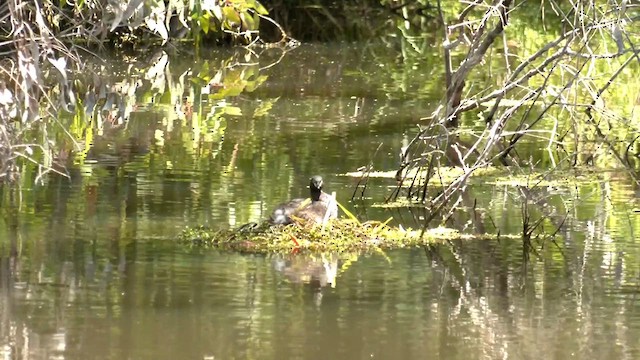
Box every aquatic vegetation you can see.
[173,196,506,255]
[176,217,475,254]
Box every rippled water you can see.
[2,42,640,359]
[4,237,640,359]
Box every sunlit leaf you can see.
[145,14,169,43]
[201,15,210,34]
[169,0,189,28]
[47,57,68,81]
[337,202,360,224]
[211,71,223,85]
[154,129,165,147]
[222,6,241,25]
[241,12,255,30]
[254,1,268,15]
[110,0,144,31]
[201,0,216,11]
[0,83,13,106]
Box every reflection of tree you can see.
[420,197,640,358]
[1,187,640,358]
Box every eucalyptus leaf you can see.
[254,1,268,15]
[241,12,255,30]
[48,57,68,81]
[212,5,223,22]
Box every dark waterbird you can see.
[270,175,338,225]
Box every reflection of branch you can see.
[352,142,383,200]
[226,143,239,174]
[257,48,288,71]
[226,45,289,72]
[256,13,299,46]
[428,243,511,359]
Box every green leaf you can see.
[241,12,255,30]
[254,1,268,15]
[201,15,210,33]
[222,6,241,24]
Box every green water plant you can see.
[175,197,512,254]
[177,216,471,254]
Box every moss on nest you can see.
[177,218,467,254]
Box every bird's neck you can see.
[310,188,322,201]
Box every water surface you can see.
[2,42,640,359]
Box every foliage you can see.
[0,0,287,47]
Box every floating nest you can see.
[177,218,467,254]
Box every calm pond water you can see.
[2,42,640,359]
